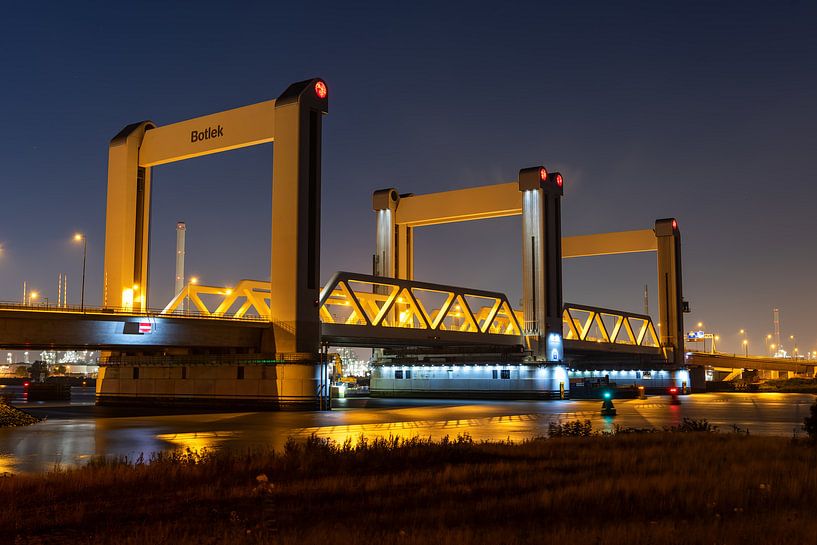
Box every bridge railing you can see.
[319,272,523,336]
[562,303,660,348]
[0,299,268,322]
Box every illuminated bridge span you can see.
[159,272,663,357]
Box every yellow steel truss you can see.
[562,305,660,347]
[159,275,660,349]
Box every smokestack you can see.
[175,222,186,311]
[643,284,649,316]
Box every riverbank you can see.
[3,428,817,544]
[759,377,817,393]
[0,400,40,428]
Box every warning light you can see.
[554,172,563,188]
[672,219,677,230]
[314,81,328,99]
[539,167,548,182]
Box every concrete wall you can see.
[96,363,323,409]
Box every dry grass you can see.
[2,431,817,544]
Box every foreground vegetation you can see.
[3,423,817,545]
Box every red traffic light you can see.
[669,387,678,394]
[23,381,30,388]
[539,167,548,182]
[314,81,328,99]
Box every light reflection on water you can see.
[156,431,241,452]
[0,392,813,474]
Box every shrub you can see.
[666,418,717,433]
[548,419,593,437]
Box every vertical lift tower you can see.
[100,79,328,408]
[374,173,685,379]
[374,166,565,362]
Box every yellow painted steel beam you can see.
[138,100,277,167]
[395,182,521,227]
[562,229,657,258]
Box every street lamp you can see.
[742,339,748,357]
[187,276,199,315]
[790,335,797,360]
[73,233,87,312]
[29,291,39,305]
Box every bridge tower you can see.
[518,167,564,361]
[655,218,684,366]
[103,79,328,357]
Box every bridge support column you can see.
[656,218,684,366]
[373,188,414,281]
[270,81,329,356]
[519,167,564,361]
[373,189,399,277]
[103,121,156,312]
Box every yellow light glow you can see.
[29,291,39,300]
[122,288,134,310]
[132,284,139,291]
[73,233,84,242]
[224,288,233,295]
[190,277,199,285]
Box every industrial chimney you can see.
[175,222,186,311]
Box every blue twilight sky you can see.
[0,1,815,355]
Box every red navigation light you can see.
[672,219,678,230]
[314,81,328,99]
[554,173,563,188]
[539,167,548,182]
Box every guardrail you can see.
[0,300,268,322]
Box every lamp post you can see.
[739,329,748,357]
[765,334,772,356]
[73,233,87,312]
[790,335,797,360]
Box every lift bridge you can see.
[0,77,687,408]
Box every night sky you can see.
[1,1,815,355]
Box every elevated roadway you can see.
[687,352,817,377]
